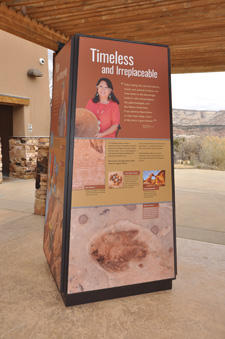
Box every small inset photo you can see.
[143,170,165,187]
[108,171,124,189]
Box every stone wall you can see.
[34,139,49,216]
[8,136,49,215]
[9,137,39,179]
[0,138,2,184]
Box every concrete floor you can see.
[175,169,225,245]
[0,171,225,338]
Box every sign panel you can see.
[43,35,176,306]
[43,40,71,290]
[67,36,176,299]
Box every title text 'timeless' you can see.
[90,48,134,66]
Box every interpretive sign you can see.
[44,40,71,290]
[44,34,177,306]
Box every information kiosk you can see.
[43,34,177,306]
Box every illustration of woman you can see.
[86,78,120,138]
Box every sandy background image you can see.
[68,203,175,294]
[72,139,105,190]
[44,194,63,289]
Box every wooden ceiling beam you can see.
[3,0,225,35]
[1,0,74,6]
[1,0,225,73]
[24,0,225,25]
[1,0,183,10]
[12,0,150,13]
[100,25,225,42]
[171,49,225,73]
[171,50,225,59]
[63,19,225,38]
[2,0,160,14]
[0,3,68,50]
[49,9,225,36]
[5,0,224,14]
[171,64,225,74]
[14,0,180,19]
[62,30,225,52]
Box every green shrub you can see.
[174,136,225,170]
[201,137,225,170]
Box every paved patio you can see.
[0,171,225,338]
[175,168,225,245]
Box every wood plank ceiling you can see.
[1,0,225,73]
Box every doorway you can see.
[0,105,13,176]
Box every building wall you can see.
[0,30,50,137]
